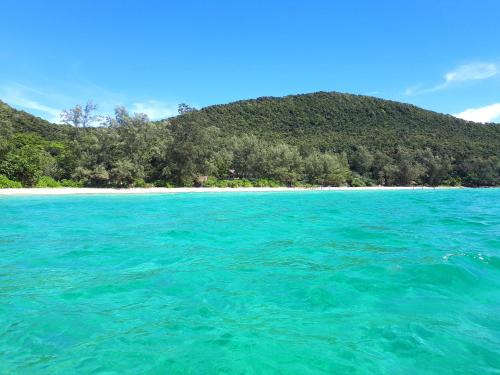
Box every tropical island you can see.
[1,92,499,189]
[3,1,500,373]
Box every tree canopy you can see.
[0,92,498,188]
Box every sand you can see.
[0,186,458,196]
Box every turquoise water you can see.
[1,190,499,374]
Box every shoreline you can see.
[0,186,464,196]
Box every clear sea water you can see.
[1,189,499,374]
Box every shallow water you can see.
[1,189,499,374]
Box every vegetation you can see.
[0,175,22,188]
[0,92,499,188]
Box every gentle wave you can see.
[1,189,499,374]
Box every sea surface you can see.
[1,189,499,374]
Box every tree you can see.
[304,152,351,186]
[393,147,425,186]
[177,103,197,115]
[72,165,110,187]
[371,151,394,185]
[378,164,399,186]
[0,120,13,159]
[61,101,99,128]
[460,157,500,187]
[231,135,268,178]
[2,92,499,188]
[265,143,304,185]
[350,145,373,177]
[168,119,220,185]
[418,149,452,186]
[0,144,54,186]
[110,159,137,187]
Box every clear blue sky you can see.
[1,0,499,122]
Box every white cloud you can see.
[9,96,61,122]
[1,82,179,124]
[405,62,498,96]
[454,103,500,123]
[445,63,497,83]
[0,84,62,123]
[131,100,177,120]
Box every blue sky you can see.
[1,0,499,123]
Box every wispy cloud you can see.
[131,100,177,120]
[1,83,180,123]
[405,62,498,96]
[454,103,500,123]
[0,84,62,122]
[444,63,497,82]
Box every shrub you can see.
[239,179,254,187]
[133,178,146,187]
[36,176,61,188]
[204,178,255,188]
[60,179,84,187]
[203,176,219,187]
[443,177,462,187]
[226,180,240,188]
[349,174,374,187]
[294,181,316,188]
[152,180,176,188]
[350,177,366,187]
[0,175,22,188]
[253,179,283,187]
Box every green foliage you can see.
[350,146,374,177]
[304,152,350,186]
[253,179,283,187]
[203,176,221,187]
[0,137,55,187]
[0,175,22,188]
[265,143,304,185]
[110,160,137,187]
[36,176,62,188]
[72,165,110,187]
[173,92,499,158]
[418,149,452,186]
[459,157,500,187]
[60,179,84,187]
[442,177,462,187]
[152,180,174,188]
[171,92,499,186]
[349,174,374,187]
[350,177,366,187]
[1,92,499,188]
[0,100,72,140]
[293,181,316,188]
[133,178,147,187]
[230,135,268,178]
[204,177,255,188]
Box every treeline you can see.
[0,93,499,188]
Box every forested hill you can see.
[0,92,499,188]
[171,92,499,158]
[0,100,71,140]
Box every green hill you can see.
[0,92,499,187]
[171,92,499,159]
[0,100,71,140]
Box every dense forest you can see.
[1,92,499,188]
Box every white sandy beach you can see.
[0,186,459,196]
